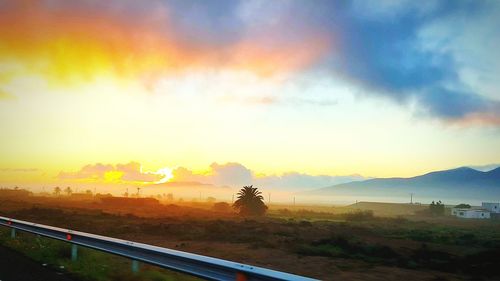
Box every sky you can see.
[0,0,499,191]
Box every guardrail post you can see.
[71,244,78,261]
[10,228,16,238]
[131,260,139,274]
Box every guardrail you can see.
[0,216,318,281]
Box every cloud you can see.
[0,88,10,99]
[116,162,163,182]
[0,0,330,84]
[58,162,163,183]
[172,162,253,187]
[418,88,500,121]
[58,161,366,190]
[225,1,500,124]
[350,0,439,19]
[1,0,499,125]
[323,1,500,124]
[209,162,254,186]
[171,162,366,190]
[58,163,113,180]
[0,168,39,172]
[256,172,366,190]
[221,94,338,107]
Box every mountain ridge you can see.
[309,166,500,201]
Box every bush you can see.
[343,210,374,221]
[429,200,445,216]
[212,202,231,213]
[296,235,400,262]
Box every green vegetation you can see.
[0,229,200,281]
[295,235,400,264]
[429,200,445,216]
[343,210,375,221]
[291,219,500,276]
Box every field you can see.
[1,194,500,281]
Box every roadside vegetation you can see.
[1,189,500,280]
[0,228,200,281]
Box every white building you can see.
[452,208,490,219]
[482,202,500,213]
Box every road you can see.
[0,245,77,281]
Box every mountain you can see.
[254,173,367,191]
[309,167,500,201]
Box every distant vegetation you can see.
[64,186,72,196]
[212,202,231,213]
[343,210,375,221]
[429,200,445,216]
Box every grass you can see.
[367,219,500,248]
[295,235,401,265]
[3,197,500,280]
[0,228,201,281]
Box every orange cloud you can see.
[451,112,500,127]
[58,162,164,183]
[0,1,331,87]
[229,35,330,77]
[0,1,185,84]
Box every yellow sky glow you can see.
[1,1,499,190]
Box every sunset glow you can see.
[155,167,174,184]
[1,3,500,280]
[1,0,499,193]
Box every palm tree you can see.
[64,186,72,196]
[53,186,61,196]
[233,186,268,216]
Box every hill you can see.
[310,167,500,201]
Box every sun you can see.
[155,167,174,184]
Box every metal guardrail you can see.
[0,216,318,281]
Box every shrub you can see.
[429,200,445,216]
[343,210,374,221]
[212,202,231,213]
